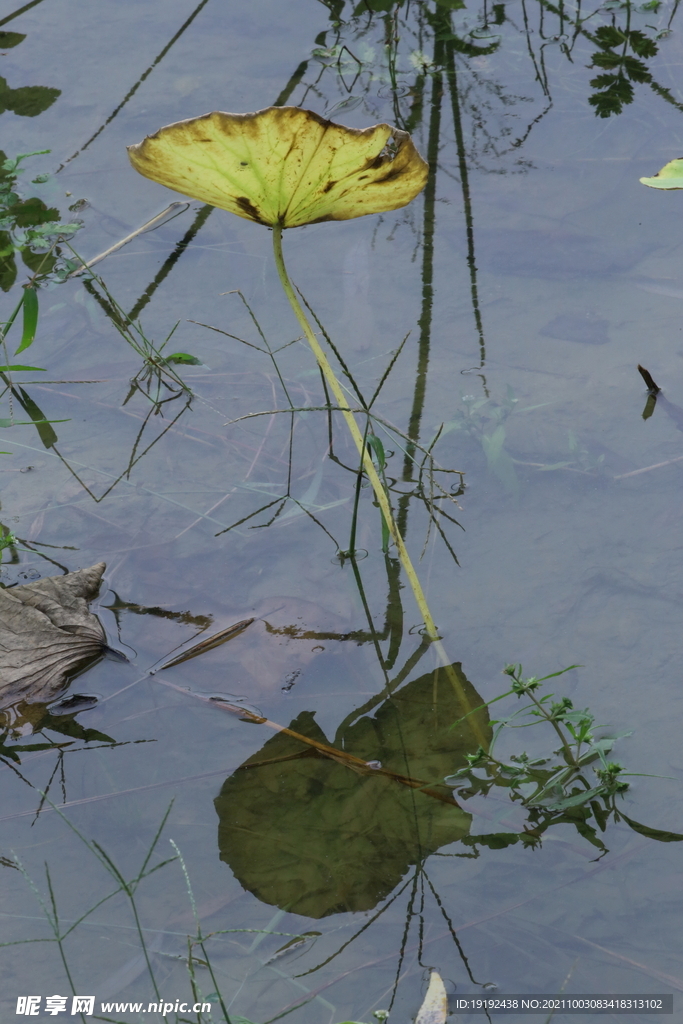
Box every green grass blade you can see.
[0,364,45,371]
[15,285,38,354]
[12,387,58,447]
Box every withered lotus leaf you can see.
[127,106,429,227]
[0,562,107,706]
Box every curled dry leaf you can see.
[640,157,683,189]
[415,971,448,1024]
[0,563,107,706]
[128,106,429,227]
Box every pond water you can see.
[1,0,683,1021]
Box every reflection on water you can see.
[1,0,683,1018]
[216,663,488,918]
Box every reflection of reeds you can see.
[4,800,353,1024]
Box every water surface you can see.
[1,0,682,1021]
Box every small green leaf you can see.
[628,29,658,57]
[366,434,386,471]
[0,32,26,49]
[15,285,38,354]
[165,351,202,365]
[13,387,58,447]
[595,25,627,48]
[589,74,634,117]
[464,832,520,850]
[591,50,622,70]
[623,55,651,83]
[541,785,606,811]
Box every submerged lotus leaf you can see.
[640,158,683,189]
[0,563,107,706]
[127,106,429,227]
[215,663,490,918]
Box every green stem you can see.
[272,224,488,747]
[525,689,577,767]
[272,223,438,639]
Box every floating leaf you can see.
[0,563,108,707]
[640,158,683,189]
[165,351,202,365]
[128,106,428,228]
[158,617,253,669]
[415,971,448,1024]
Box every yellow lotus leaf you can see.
[640,157,683,189]
[127,105,428,227]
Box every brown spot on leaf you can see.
[236,196,262,220]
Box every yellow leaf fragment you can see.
[415,971,448,1024]
[128,106,428,227]
[640,157,683,189]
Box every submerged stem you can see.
[271,223,438,638]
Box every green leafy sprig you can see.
[446,665,683,854]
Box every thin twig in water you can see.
[66,203,189,277]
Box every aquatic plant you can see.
[127,107,445,637]
[0,150,83,386]
[446,664,683,855]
